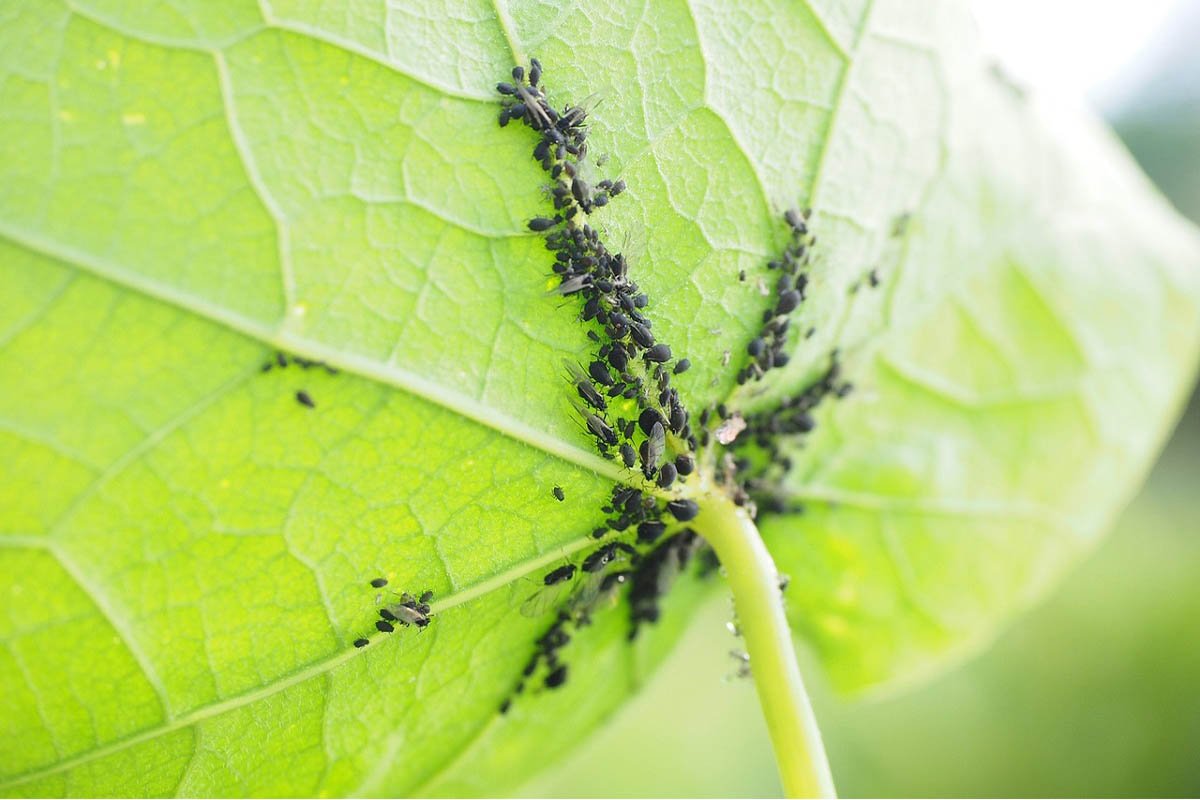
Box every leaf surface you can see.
[1,0,1198,795]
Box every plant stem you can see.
[691,491,836,798]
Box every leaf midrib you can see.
[0,222,627,485]
[1,1,887,790]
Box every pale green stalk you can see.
[691,489,836,798]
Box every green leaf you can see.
[0,0,1197,796]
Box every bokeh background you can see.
[519,1,1200,795]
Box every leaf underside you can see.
[1,0,1198,796]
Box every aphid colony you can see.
[495,60,717,709]
[259,350,339,410]
[728,353,854,515]
[352,577,434,647]
[497,60,697,489]
[734,209,816,386]
[491,59,861,711]
[499,483,703,711]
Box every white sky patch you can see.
[970,0,1182,107]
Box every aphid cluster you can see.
[352,577,434,647]
[496,61,718,709]
[628,528,701,635]
[727,353,853,514]
[734,209,815,386]
[259,351,339,375]
[498,60,697,489]
[259,350,339,409]
[500,483,704,711]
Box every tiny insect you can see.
[552,486,565,502]
[580,408,618,445]
[645,422,665,470]
[638,407,666,436]
[370,577,388,588]
[588,360,615,387]
[657,462,677,489]
[376,620,395,634]
[620,443,637,469]
[784,208,808,235]
[629,322,655,349]
[544,564,577,585]
[667,498,699,521]
[715,413,746,445]
[776,289,801,315]
[521,563,578,617]
[562,361,607,411]
[673,358,691,374]
[389,603,430,628]
[544,664,568,689]
[353,638,369,648]
[296,390,315,408]
[644,343,672,363]
[528,216,559,232]
[637,520,666,544]
[728,649,752,679]
[555,275,593,297]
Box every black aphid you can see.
[644,343,672,363]
[657,462,678,489]
[545,664,568,689]
[588,360,615,386]
[620,442,637,468]
[674,454,695,475]
[543,564,577,585]
[375,620,394,634]
[552,486,565,502]
[638,408,666,436]
[295,390,315,408]
[785,207,809,232]
[667,498,699,521]
[353,638,369,648]
[581,543,618,572]
[629,322,655,349]
[497,59,705,680]
[419,590,434,604]
[777,290,801,315]
[370,577,388,588]
[637,520,666,544]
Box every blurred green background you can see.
[519,5,1200,796]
